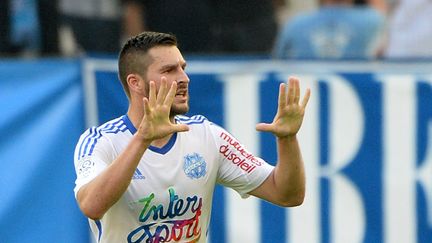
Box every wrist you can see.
[133,132,152,147]
[277,134,297,142]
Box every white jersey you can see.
[74,115,273,243]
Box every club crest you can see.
[183,153,207,179]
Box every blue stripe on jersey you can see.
[102,118,126,133]
[81,120,121,159]
[175,114,204,121]
[175,115,207,125]
[85,119,124,157]
[79,122,113,160]
[122,115,137,134]
[86,122,126,157]
[95,220,102,242]
[182,120,207,125]
[77,127,95,161]
[78,118,127,159]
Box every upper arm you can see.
[73,129,113,198]
[209,123,274,198]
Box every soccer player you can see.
[73,31,311,243]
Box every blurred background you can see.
[0,0,431,242]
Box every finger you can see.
[156,77,168,104]
[255,123,274,133]
[148,81,156,107]
[143,97,151,117]
[301,88,311,109]
[278,82,286,109]
[287,77,296,104]
[293,77,300,104]
[172,124,190,133]
[164,81,177,106]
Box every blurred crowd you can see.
[0,0,431,59]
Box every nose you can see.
[177,69,190,84]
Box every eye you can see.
[162,68,172,74]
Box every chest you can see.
[122,132,219,211]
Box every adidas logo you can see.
[132,169,145,180]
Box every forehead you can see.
[147,45,185,68]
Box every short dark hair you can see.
[118,31,177,98]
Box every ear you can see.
[126,73,146,96]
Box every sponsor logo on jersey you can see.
[219,131,261,173]
[132,168,145,180]
[128,188,202,242]
[183,153,207,179]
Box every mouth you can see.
[175,90,187,97]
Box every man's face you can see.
[145,45,190,116]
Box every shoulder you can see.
[175,115,208,125]
[80,117,128,138]
[175,114,227,137]
[75,117,129,156]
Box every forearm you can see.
[252,77,309,206]
[77,134,151,220]
[273,135,305,205]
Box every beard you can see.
[170,99,189,117]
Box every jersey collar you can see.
[122,115,177,154]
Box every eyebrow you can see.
[159,61,187,71]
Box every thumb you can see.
[173,124,190,133]
[255,123,273,132]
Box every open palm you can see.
[256,77,310,138]
[137,77,189,142]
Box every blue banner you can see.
[1,58,431,243]
[0,59,89,242]
[85,59,432,243]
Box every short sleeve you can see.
[73,128,114,197]
[209,123,274,198]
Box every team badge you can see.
[183,153,207,179]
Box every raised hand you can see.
[256,77,311,138]
[137,77,189,142]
